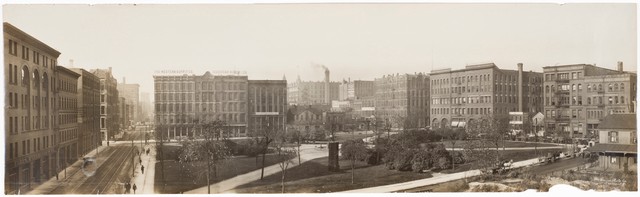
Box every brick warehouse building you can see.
[69,68,101,157]
[4,22,66,193]
[374,72,430,129]
[54,65,81,178]
[154,71,256,138]
[429,63,543,130]
[543,62,636,139]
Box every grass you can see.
[234,156,434,193]
[153,145,286,194]
[436,140,559,149]
[333,131,378,142]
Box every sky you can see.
[2,2,637,98]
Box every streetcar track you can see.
[92,146,135,194]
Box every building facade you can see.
[69,68,101,157]
[338,79,375,101]
[288,76,339,105]
[587,114,637,172]
[374,72,430,129]
[430,63,543,130]
[4,22,62,193]
[286,105,330,139]
[54,65,81,176]
[91,68,120,143]
[154,71,250,138]
[117,78,140,124]
[247,80,288,137]
[543,63,636,139]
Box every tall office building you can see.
[288,75,339,105]
[338,79,375,101]
[91,68,120,143]
[117,78,140,124]
[543,62,636,138]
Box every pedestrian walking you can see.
[124,182,131,194]
[141,165,145,174]
[132,183,137,194]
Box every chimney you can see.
[325,69,330,104]
[517,63,523,112]
[617,61,623,72]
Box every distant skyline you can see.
[2,3,636,98]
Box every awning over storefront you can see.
[457,121,466,128]
[451,121,459,127]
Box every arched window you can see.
[587,84,591,91]
[615,96,619,104]
[620,83,624,91]
[33,70,40,90]
[614,84,619,91]
[21,66,30,86]
[621,96,625,104]
[587,97,591,105]
[578,84,582,91]
[42,73,48,91]
[572,84,576,91]
[609,84,613,91]
[598,84,602,91]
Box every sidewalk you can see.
[130,144,156,194]
[185,145,328,194]
[26,145,111,194]
[340,157,542,193]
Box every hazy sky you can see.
[2,3,636,96]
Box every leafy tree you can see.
[177,120,230,194]
[441,128,466,170]
[341,140,369,184]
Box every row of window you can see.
[6,114,54,133]
[546,96,627,106]
[6,136,52,160]
[545,83,625,93]
[157,113,247,124]
[8,39,56,67]
[545,72,582,81]
[431,107,493,115]
[155,81,248,92]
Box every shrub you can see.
[411,150,433,173]
[436,156,452,170]
[451,151,465,164]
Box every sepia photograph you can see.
[2,0,638,195]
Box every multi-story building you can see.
[374,72,430,129]
[586,113,637,172]
[118,97,129,131]
[117,78,140,124]
[430,63,543,130]
[140,92,152,123]
[69,68,101,157]
[247,80,287,137]
[54,65,81,173]
[543,62,636,139]
[338,79,375,101]
[154,71,249,138]
[288,75,339,105]
[91,68,120,144]
[4,22,61,193]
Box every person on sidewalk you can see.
[132,184,137,194]
[141,165,144,174]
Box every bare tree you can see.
[443,128,466,170]
[177,120,231,194]
[341,140,369,184]
[274,142,297,193]
[250,121,278,180]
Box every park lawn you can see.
[333,131,378,142]
[436,140,559,149]
[234,157,434,193]
[154,145,287,194]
